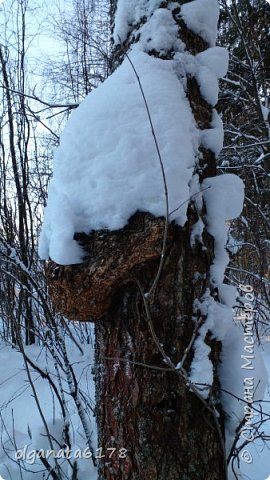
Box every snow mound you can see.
[139,8,180,53]
[181,0,220,47]
[200,109,224,156]
[39,51,198,264]
[113,0,163,44]
[196,47,229,78]
[202,174,245,286]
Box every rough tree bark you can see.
[46,1,228,479]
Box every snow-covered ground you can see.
[0,334,97,480]
[229,340,270,480]
[0,334,269,479]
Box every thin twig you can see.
[0,84,79,109]
[101,356,173,372]
[169,186,211,217]
[177,316,205,369]
[124,50,169,299]
[15,327,63,479]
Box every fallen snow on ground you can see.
[227,341,270,480]
[0,337,268,479]
[0,337,97,480]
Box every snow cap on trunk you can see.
[113,0,164,44]
[181,0,220,46]
[39,51,198,265]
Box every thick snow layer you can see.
[139,8,181,54]
[190,290,239,398]
[176,48,228,109]
[196,47,229,79]
[113,0,163,44]
[195,47,229,106]
[39,51,199,264]
[190,175,244,403]
[114,0,220,48]
[202,174,245,286]
[181,0,220,47]
[200,109,224,156]
[182,49,226,107]
[261,103,269,122]
[218,283,239,308]
[196,65,219,106]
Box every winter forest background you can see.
[0,0,269,479]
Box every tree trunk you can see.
[96,2,226,480]
[95,214,226,480]
[46,1,228,478]
[94,2,226,479]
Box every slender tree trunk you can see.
[0,45,35,345]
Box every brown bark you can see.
[95,214,225,480]
[46,213,173,321]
